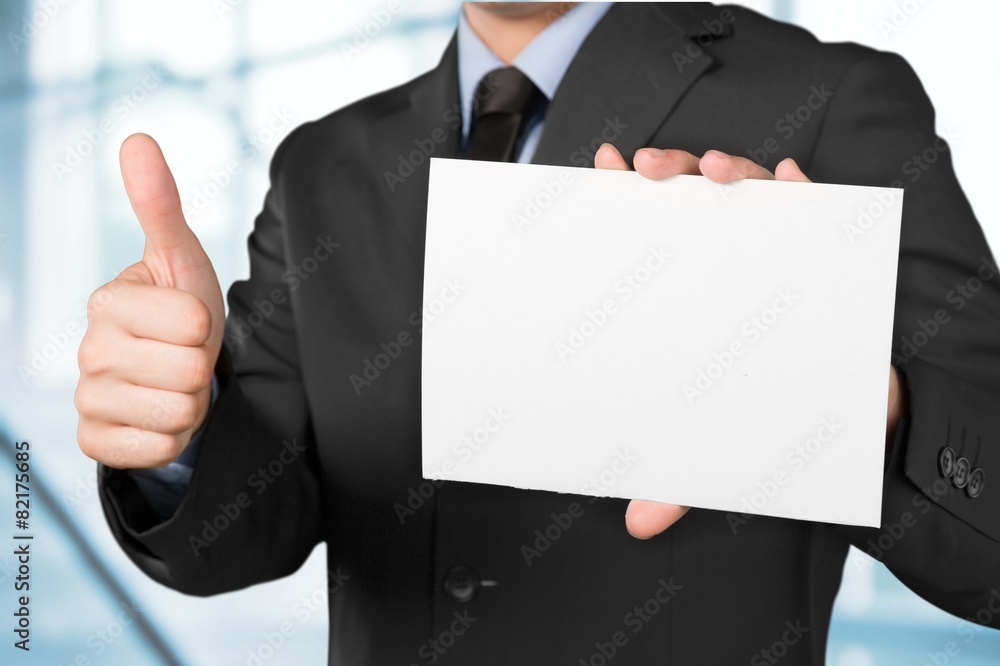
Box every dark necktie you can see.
[465,67,545,162]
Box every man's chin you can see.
[467,2,576,19]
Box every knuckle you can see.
[182,351,213,392]
[73,385,94,417]
[183,296,212,346]
[77,422,102,461]
[77,337,106,375]
[112,427,153,466]
[86,283,117,319]
[112,427,146,466]
[85,289,104,319]
[144,432,183,467]
[161,393,199,433]
[679,150,700,169]
[133,390,175,433]
[174,394,201,431]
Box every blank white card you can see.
[422,157,902,527]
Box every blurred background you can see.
[0,0,998,664]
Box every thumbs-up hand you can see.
[76,134,225,469]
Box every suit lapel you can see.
[408,32,462,156]
[376,34,462,262]
[531,2,718,168]
[384,3,726,260]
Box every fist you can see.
[75,134,226,469]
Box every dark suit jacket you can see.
[98,3,1000,664]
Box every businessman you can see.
[76,2,1000,664]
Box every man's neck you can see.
[463,3,578,64]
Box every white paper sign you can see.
[421,157,902,527]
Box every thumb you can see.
[120,133,208,279]
[119,134,226,357]
[625,500,690,539]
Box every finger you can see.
[632,148,701,180]
[774,157,811,182]
[699,150,775,183]
[77,416,191,469]
[120,133,207,271]
[75,378,207,435]
[625,500,690,539]
[79,332,214,394]
[887,363,903,433]
[594,143,630,170]
[94,279,212,346]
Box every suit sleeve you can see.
[97,123,325,596]
[807,50,1000,625]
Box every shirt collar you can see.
[457,2,614,139]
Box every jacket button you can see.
[938,446,956,477]
[953,457,971,488]
[443,566,479,603]
[967,468,985,498]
